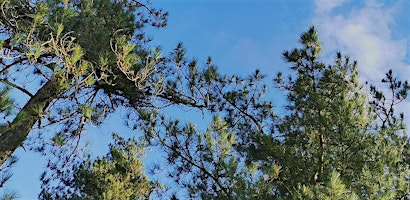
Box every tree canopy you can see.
[0,0,409,199]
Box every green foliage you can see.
[51,133,66,147]
[40,133,160,200]
[138,114,276,199]
[294,171,359,200]
[99,26,405,200]
[0,154,18,200]
[369,69,410,130]
[1,0,409,198]
[0,190,19,200]
[0,87,18,198]
[0,156,18,194]
[135,27,410,199]
[0,87,13,121]
[0,0,169,170]
[251,27,409,199]
[272,27,373,190]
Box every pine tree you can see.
[134,27,410,199]
[273,26,373,189]
[0,0,167,167]
[2,1,409,198]
[1,0,270,196]
[251,27,410,198]
[40,133,159,200]
[0,87,19,199]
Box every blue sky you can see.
[4,0,410,199]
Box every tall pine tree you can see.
[254,27,410,198]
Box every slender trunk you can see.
[315,133,325,183]
[0,77,62,166]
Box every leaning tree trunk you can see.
[0,77,63,166]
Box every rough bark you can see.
[0,77,62,166]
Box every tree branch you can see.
[0,78,33,97]
[0,76,63,166]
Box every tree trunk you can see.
[315,133,325,183]
[0,77,62,166]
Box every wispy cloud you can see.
[313,0,409,82]
[313,0,410,131]
[315,0,349,14]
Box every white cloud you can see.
[315,0,349,14]
[313,0,409,82]
[313,0,410,132]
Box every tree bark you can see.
[0,77,62,166]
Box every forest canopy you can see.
[0,0,409,199]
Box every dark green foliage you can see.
[274,27,372,190]
[0,88,18,199]
[0,156,18,198]
[0,87,13,119]
[0,0,168,170]
[40,133,159,200]
[369,69,410,129]
[1,0,409,199]
[251,27,409,199]
[137,27,410,199]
